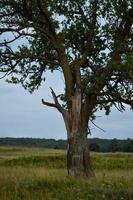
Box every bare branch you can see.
[41,99,57,109]
[90,119,105,132]
[0,35,22,45]
[0,71,9,79]
[50,87,66,114]
[0,32,37,46]
[42,88,66,114]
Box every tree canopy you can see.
[0,0,133,177]
[0,0,133,116]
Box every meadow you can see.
[0,146,132,200]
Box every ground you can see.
[0,146,133,200]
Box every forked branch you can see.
[42,88,66,114]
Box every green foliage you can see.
[0,0,133,113]
[123,139,133,152]
[89,142,100,152]
[1,155,66,168]
[110,138,120,152]
[0,146,133,170]
[92,153,133,170]
[0,137,133,152]
[1,152,133,171]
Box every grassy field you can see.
[0,146,132,200]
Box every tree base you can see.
[67,136,95,178]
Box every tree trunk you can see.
[67,131,94,177]
[62,80,95,177]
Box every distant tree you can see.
[110,138,120,152]
[54,145,60,150]
[123,138,133,152]
[89,142,100,152]
[0,0,133,177]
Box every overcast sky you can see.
[0,71,133,140]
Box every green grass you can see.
[0,146,133,200]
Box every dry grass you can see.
[0,146,132,200]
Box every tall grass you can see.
[0,146,133,200]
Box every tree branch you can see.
[94,8,133,95]
[1,0,74,105]
[50,87,66,114]
[90,119,105,132]
[96,96,133,108]
[2,51,59,66]
[42,88,66,114]
[71,1,98,69]
[41,99,57,109]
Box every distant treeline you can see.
[0,137,133,152]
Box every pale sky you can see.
[0,71,133,140]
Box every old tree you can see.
[0,0,133,177]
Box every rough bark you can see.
[67,131,94,177]
[63,88,95,177]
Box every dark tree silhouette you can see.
[110,138,119,152]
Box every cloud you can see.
[91,108,133,139]
[0,74,66,139]
[0,75,133,139]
